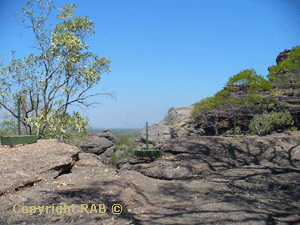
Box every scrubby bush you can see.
[109,134,138,167]
[168,107,175,115]
[117,135,135,146]
[248,110,294,135]
[290,126,298,131]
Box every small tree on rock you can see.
[0,0,116,144]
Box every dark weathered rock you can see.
[268,45,300,84]
[99,145,116,164]
[95,131,120,145]
[276,48,292,64]
[120,131,300,180]
[274,45,300,65]
[80,136,114,155]
[1,133,300,224]
[102,128,110,132]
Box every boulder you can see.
[268,45,300,84]
[79,136,114,155]
[276,48,292,65]
[275,46,300,65]
[99,145,116,164]
[95,128,120,145]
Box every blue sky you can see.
[0,0,299,130]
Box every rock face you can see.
[276,48,293,64]
[135,121,171,150]
[135,104,205,150]
[95,128,120,145]
[120,131,300,180]
[268,45,300,84]
[193,45,300,135]
[135,45,300,145]
[79,129,119,163]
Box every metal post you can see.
[18,98,21,136]
[146,122,148,151]
[234,115,236,137]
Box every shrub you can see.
[289,126,298,131]
[234,126,241,135]
[168,107,175,115]
[248,110,294,135]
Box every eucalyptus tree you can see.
[0,0,116,143]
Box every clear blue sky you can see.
[0,0,299,130]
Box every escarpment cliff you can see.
[135,45,300,149]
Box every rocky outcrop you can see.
[95,128,120,145]
[0,139,80,197]
[134,121,171,150]
[1,126,300,225]
[275,45,300,64]
[120,131,300,180]
[135,45,300,144]
[268,45,300,84]
[193,45,300,135]
[79,129,119,163]
[134,104,205,150]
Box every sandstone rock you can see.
[80,136,114,155]
[119,131,300,181]
[102,128,110,132]
[165,104,196,126]
[99,145,116,164]
[135,104,203,149]
[0,139,80,197]
[268,45,300,84]
[1,133,300,224]
[135,121,171,150]
[95,129,120,145]
[274,45,300,65]
[276,48,292,65]
[114,149,125,159]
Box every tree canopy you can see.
[0,0,116,143]
[191,69,275,133]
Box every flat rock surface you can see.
[0,139,80,197]
[1,133,300,224]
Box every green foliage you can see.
[192,69,272,120]
[267,47,300,86]
[116,135,136,146]
[226,69,272,94]
[167,107,175,115]
[290,126,298,131]
[191,92,228,122]
[235,126,241,135]
[0,0,115,144]
[248,110,294,135]
[109,135,137,166]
